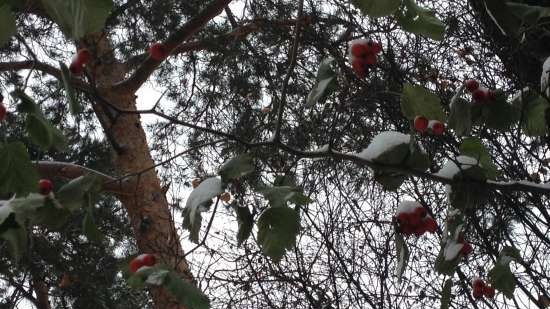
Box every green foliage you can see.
[257,206,300,262]
[183,177,223,243]
[231,203,254,246]
[488,246,521,299]
[448,97,472,136]
[60,61,82,115]
[484,0,550,36]
[350,0,400,17]
[56,174,102,211]
[478,92,519,132]
[258,186,311,208]
[396,0,446,41]
[218,154,255,184]
[307,57,337,106]
[394,224,409,283]
[511,89,549,136]
[440,279,453,309]
[401,83,446,121]
[82,204,103,243]
[0,4,16,46]
[0,142,39,196]
[459,137,498,179]
[41,0,114,39]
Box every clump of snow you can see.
[444,240,464,261]
[185,177,223,213]
[396,200,421,215]
[436,155,480,179]
[542,56,550,96]
[310,144,330,153]
[356,131,410,160]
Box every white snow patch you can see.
[310,144,330,153]
[356,131,410,160]
[396,200,421,215]
[542,56,550,96]
[185,177,223,215]
[436,155,480,179]
[444,240,464,261]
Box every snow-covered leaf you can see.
[0,4,16,47]
[258,186,311,208]
[0,142,39,196]
[435,245,461,276]
[396,0,445,41]
[401,83,446,121]
[257,206,300,262]
[357,131,410,164]
[183,177,223,243]
[307,58,337,106]
[145,269,169,286]
[350,0,400,17]
[218,154,254,183]
[460,137,498,180]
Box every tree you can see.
[1,0,550,309]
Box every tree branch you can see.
[114,0,233,93]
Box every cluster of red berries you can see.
[349,39,383,78]
[472,278,496,299]
[396,205,438,236]
[0,93,6,122]
[39,179,54,195]
[129,253,157,273]
[414,116,445,135]
[149,43,168,61]
[69,49,92,75]
[464,79,496,105]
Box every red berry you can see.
[69,61,84,75]
[352,58,367,78]
[0,103,6,121]
[473,287,484,299]
[401,225,414,236]
[149,43,168,61]
[129,258,142,273]
[414,116,429,133]
[465,79,480,92]
[414,206,427,218]
[472,278,485,290]
[483,286,495,298]
[396,212,410,225]
[472,88,487,103]
[77,48,92,65]
[38,179,54,195]
[423,217,438,233]
[351,44,369,58]
[429,120,445,136]
[409,211,422,227]
[413,225,426,236]
[139,253,156,267]
[460,242,473,256]
[364,53,377,66]
[370,41,383,54]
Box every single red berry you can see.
[409,211,422,227]
[38,179,54,195]
[472,88,487,103]
[129,258,143,273]
[364,53,377,66]
[414,116,429,133]
[351,44,369,58]
[149,43,168,61]
[139,253,157,267]
[465,79,480,92]
[352,58,367,78]
[0,103,6,121]
[423,217,438,233]
[429,120,445,136]
[77,48,92,65]
[460,242,474,256]
[413,225,426,236]
[413,206,427,218]
[473,287,484,299]
[483,286,496,298]
[396,212,410,225]
[370,41,383,54]
[69,61,84,75]
[401,225,414,236]
[472,278,485,290]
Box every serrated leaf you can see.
[0,4,16,47]
[401,83,446,121]
[258,186,311,208]
[163,272,210,309]
[307,57,337,106]
[218,154,254,183]
[374,171,407,191]
[232,203,253,246]
[257,206,300,262]
[183,177,222,243]
[395,225,409,283]
[460,137,498,180]
[41,0,114,39]
[59,61,82,115]
[350,0,400,17]
[396,0,446,41]
[56,175,102,211]
[448,97,471,136]
[440,279,453,309]
[26,114,54,149]
[0,142,39,196]
[488,263,516,299]
[481,93,519,132]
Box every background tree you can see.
[0,1,550,309]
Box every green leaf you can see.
[0,225,27,260]
[350,0,400,17]
[460,137,498,180]
[257,206,300,262]
[82,202,103,243]
[483,0,522,36]
[395,225,409,283]
[11,89,38,113]
[374,171,407,191]
[41,0,114,39]
[435,246,461,276]
[0,4,16,47]
[31,199,71,230]
[59,61,82,115]
[258,186,311,208]
[163,272,210,309]
[507,2,550,26]
[232,203,253,246]
[522,97,549,137]
[218,154,254,183]
[26,114,54,149]
[56,175,102,211]
[440,279,453,309]
[10,193,47,219]
[182,177,222,243]
[307,57,337,106]
[0,142,39,196]
[488,263,516,299]
[401,83,446,121]
[448,97,472,136]
[396,0,446,41]
[480,92,519,132]
[406,146,430,171]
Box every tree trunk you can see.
[87,34,191,309]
